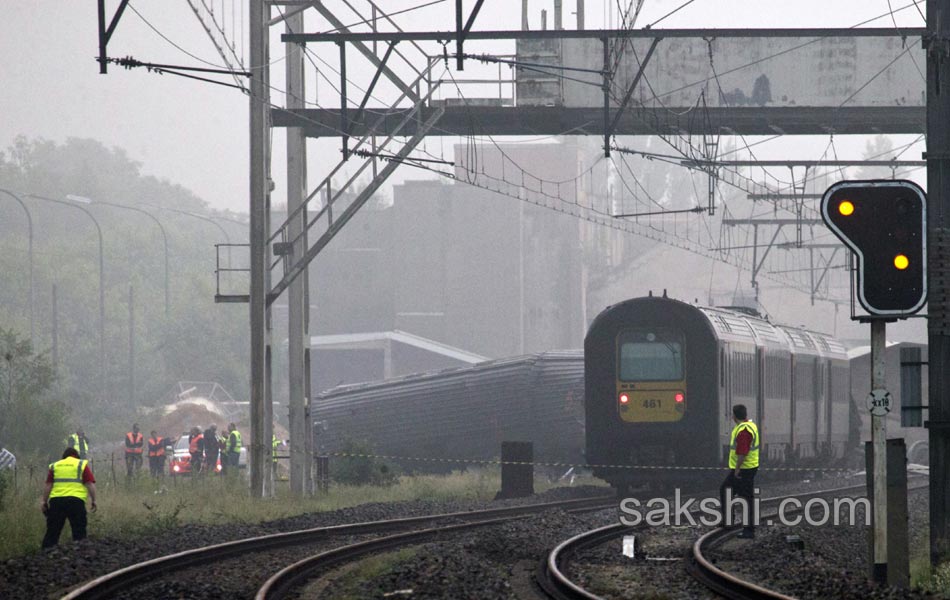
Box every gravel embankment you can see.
[0,485,606,599]
[298,474,896,600]
[312,509,611,600]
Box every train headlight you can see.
[619,393,629,404]
[674,393,685,403]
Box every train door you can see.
[812,356,825,456]
[756,347,766,457]
[789,355,797,460]
[720,345,731,462]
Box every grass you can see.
[0,466,604,561]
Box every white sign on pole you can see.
[867,388,892,417]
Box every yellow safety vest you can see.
[67,434,89,458]
[228,430,242,454]
[728,420,760,469]
[49,457,89,501]
[272,435,279,463]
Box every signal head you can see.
[821,180,927,317]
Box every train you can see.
[585,295,854,492]
[312,295,858,487]
[312,351,586,470]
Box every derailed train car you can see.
[313,351,586,469]
[585,296,853,492]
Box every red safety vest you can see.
[148,437,165,457]
[125,432,144,454]
[189,433,204,454]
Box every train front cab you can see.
[585,297,719,491]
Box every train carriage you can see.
[584,295,852,491]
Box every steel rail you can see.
[539,481,917,600]
[255,497,617,600]
[61,495,613,600]
[687,527,795,600]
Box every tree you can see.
[0,328,67,457]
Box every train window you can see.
[618,329,684,381]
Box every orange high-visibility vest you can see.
[148,437,165,457]
[125,432,144,454]
[189,433,204,454]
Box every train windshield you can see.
[618,329,683,381]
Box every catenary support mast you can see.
[285,8,313,495]
[249,0,271,498]
[927,0,950,567]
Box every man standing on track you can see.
[124,423,144,479]
[719,404,760,539]
[41,447,97,548]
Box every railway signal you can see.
[821,179,924,584]
[820,180,927,317]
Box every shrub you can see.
[330,439,399,487]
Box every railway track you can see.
[60,494,614,600]
[254,496,618,600]
[539,481,923,600]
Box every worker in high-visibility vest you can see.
[147,431,169,478]
[225,423,242,474]
[272,434,281,480]
[719,404,760,538]
[41,447,97,548]
[66,428,90,460]
[124,423,144,479]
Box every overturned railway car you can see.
[313,351,586,470]
[585,296,853,491]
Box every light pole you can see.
[144,204,240,279]
[26,193,106,396]
[69,196,171,318]
[0,189,34,346]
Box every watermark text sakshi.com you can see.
[618,489,870,527]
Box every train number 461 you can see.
[642,399,661,408]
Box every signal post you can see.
[821,180,927,585]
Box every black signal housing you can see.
[820,180,927,317]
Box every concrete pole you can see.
[249,0,269,498]
[576,0,584,29]
[554,0,562,30]
[263,1,275,500]
[870,319,887,583]
[522,0,529,30]
[286,8,312,496]
[128,285,135,409]
[927,0,950,567]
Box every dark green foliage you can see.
[0,328,68,457]
[0,136,249,444]
[330,439,399,487]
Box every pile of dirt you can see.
[150,403,232,440]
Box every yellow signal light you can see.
[894,254,910,270]
[838,200,855,216]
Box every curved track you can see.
[687,527,795,600]
[539,481,904,600]
[61,495,613,600]
[254,497,617,599]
